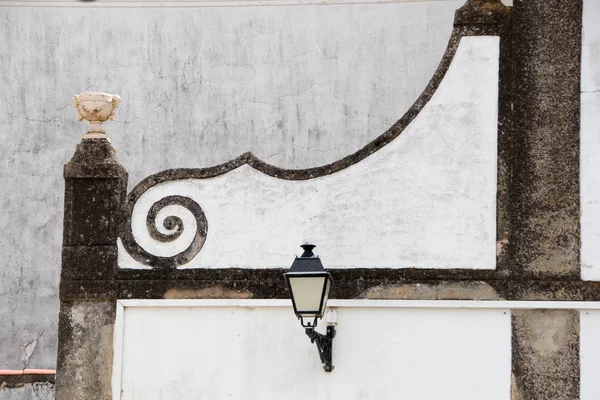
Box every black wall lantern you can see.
[284,244,335,372]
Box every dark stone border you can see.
[115,266,501,281]
[0,375,55,388]
[60,273,600,302]
[495,3,514,280]
[120,12,511,269]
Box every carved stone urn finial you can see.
[454,0,510,26]
[73,92,121,142]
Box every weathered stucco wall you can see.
[0,0,462,373]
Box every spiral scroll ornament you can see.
[121,195,208,269]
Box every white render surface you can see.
[581,0,600,280]
[0,1,462,369]
[114,301,511,400]
[581,310,600,399]
[125,36,499,270]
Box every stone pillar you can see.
[512,310,580,400]
[56,93,128,400]
[508,1,582,399]
[508,0,582,280]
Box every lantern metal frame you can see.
[284,244,335,372]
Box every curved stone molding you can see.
[120,195,208,269]
[120,24,503,269]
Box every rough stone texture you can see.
[61,247,117,281]
[505,2,583,394]
[53,274,600,302]
[454,0,511,25]
[56,138,126,399]
[511,310,580,400]
[506,0,582,280]
[495,0,514,279]
[360,282,501,300]
[55,302,114,400]
[0,383,55,400]
[1,376,54,389]
[163,285,252,299]
[61,139,126,284]
[507,281,583,301]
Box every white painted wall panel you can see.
[580,0,600,280]
[123,36,499,270]
[115,302,511,400]
[581,310,600,399]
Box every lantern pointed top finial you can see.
[300,244,316,257]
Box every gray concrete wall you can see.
[0,0,462,375]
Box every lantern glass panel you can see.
[288,276,327,315]
[322,277,331,311]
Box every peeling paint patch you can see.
[20,340,37,369]
[496,238,508,256]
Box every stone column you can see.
[512,310,580,400]
[508,1,582,399]
[56,93,128,400]
[508,0,582,280]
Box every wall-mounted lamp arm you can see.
[305,325,335,372]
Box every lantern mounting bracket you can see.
[305,325,335,372]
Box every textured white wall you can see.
[0,1,463,369]
[115,301,511,400]
[124,36,499,270]
[581,310,600,399]
[580,0,600,280]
